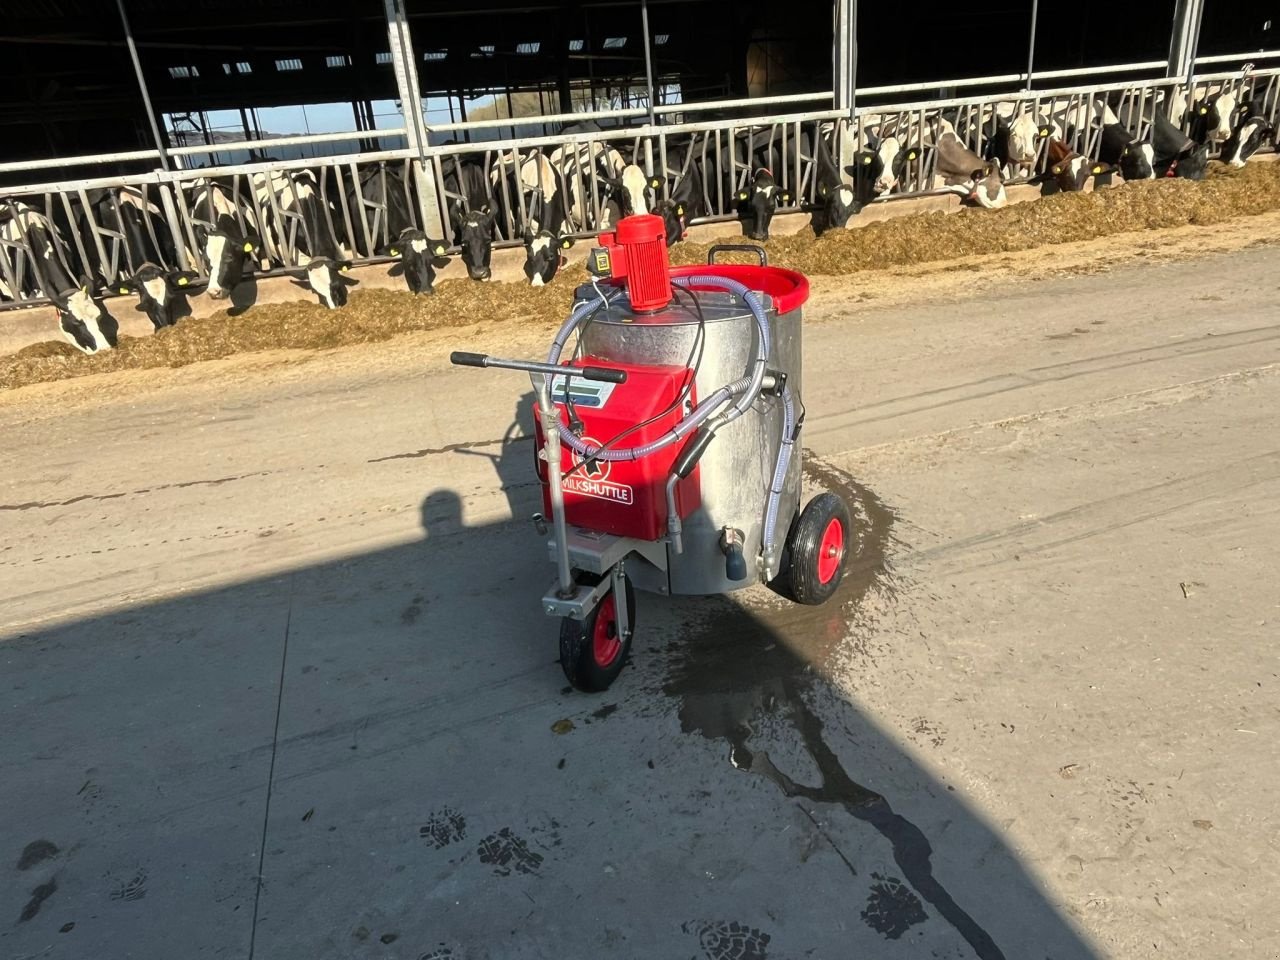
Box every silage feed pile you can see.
[4,161,1280,392]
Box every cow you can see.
[600,164,662,230]
[115,263,200,329]
[1098,123,1154,181]
[441,153,491,243]
[0,200,116,353]
[982,105,1054,178]
[549,138,626,232]
[1151,108,1210,180]
[523,230,574,286]
[457,207,496,281]
[1189,88,1238,144]
[1221,96,1274,167]
[251,170,356,308]
[491,150,565,238]
[385,228,449,295]
[736,169,791,241]
[1045,139,1115,192]
[810,134,860,236]
[339,163,417,258]
[927,117,1008,208]
[199,213,261,301]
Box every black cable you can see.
[561,283,709,480]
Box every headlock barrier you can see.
[2,54,1278,313]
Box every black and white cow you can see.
[810,134,859,236]
[736,169,791,241]
[522,230,573,286]
[252,170,355,308]
[456,207,496,281]
[1152,108,1210,180]
[196,210,261,301]
[1189,88,1238,145]
[600,164,662,230]
[385,228,449,295]
[115,263,200,329]
[1098,122,1154,182]
[1221,96,1274,167]
[981,104,1054,178]
[441,153,491,243]
[340,164,417,258]
[0,200,116,353]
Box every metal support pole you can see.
[641,0,658,127]
[849,0,857,121]
[1168,0,1206,79]
[1025,0,1039,90]
[115,0,170,171]
[383,0,443,238]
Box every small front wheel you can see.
[780,492,851,605]
[559,574,636,692]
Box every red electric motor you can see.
[591,213,672,312]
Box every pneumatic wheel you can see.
[559,574,636,692]
[779,492,851,605]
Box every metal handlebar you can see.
[449,352,627,384]
[707,244,768,266]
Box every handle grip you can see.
[708,244,767,267]
[450,351,488,368]
[579,365,628,384]
[672,429,714,479]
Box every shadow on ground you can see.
[0,414,1101,960]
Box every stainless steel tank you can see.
[575,264,807,595]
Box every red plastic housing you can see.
[534,357,700,542]
[597,213,672,312]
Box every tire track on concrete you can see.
[902,448,1280,575]
[809,322,1280,438]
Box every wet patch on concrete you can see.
[18,879,57,923]
[16,839,59,871]
[862,873,928,938]
[664,458,1005,959]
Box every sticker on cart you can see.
[550,372,617,409]
[563,438,634,505]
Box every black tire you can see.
[776,492,851,606]
[559,574,636,692]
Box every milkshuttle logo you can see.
[565,438,634,505]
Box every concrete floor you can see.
[2,244,1278,959]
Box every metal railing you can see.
[4,61,1278,313]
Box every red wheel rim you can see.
[816,518,845,585]
[592,593,622,667]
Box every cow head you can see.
[604,165,662,219]
[737,169,790,241]
[816,180,861,234]
[523,230,573,286]
[50,282,117,354]
[290,257,356,309]
[116,263,200,329]
[456,208,495,281]
[654,198,688,246]
[1118,141,1155,181]
[1170,143,1211,181]
[1050,153,1115,192]
[1008,114,1054,168]
[387,228,449,295]
[200,213,260,300]
[1192,90,1237,144]
[1222,116,1273,168]
[967,163,1007,208]
[849,148,885,199]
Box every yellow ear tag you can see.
[339,265,349,272]
[243,241,253,252]
[862,155,872,165]
[1052,165,1062,174]
[738,191,748,201]
[1200,107,1208,115]
[81,285,89,295]
[177,276,189,286]
[389,247,399,257]
[1122,146,1129,155]
[1091,165,1103,174]
[434,245,445,255]
[561,238,572,249]
[676,204,684,215]
[908,151,917,160]
[118,286,129,295]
